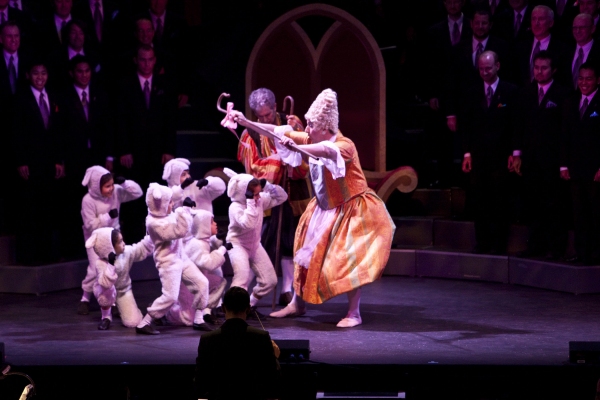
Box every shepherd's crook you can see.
[216,93,318,160]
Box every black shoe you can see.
[77,301,90,315]
[152,316,169,326]
[247,306,267,320]
[98,318,111,330]
[202,313,220,326]
[278,291,293,306]
[193,323,213,331]
[136,324,160,335]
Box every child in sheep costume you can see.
[163,158,227,323]
[78,166,143,315]
[136,183,211,334]
[162,158,226,212]
[223,167,288,311]
[86,227,154,330]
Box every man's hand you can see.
[162,154,174,164]
[55,163,65,179]
[462,156,472,173]
[429,98,440,111]
[286,115,303,131]
[446,116,457,132]
[120,154,133,169]
[18,165,29,180]
[560,169,570,180]
[508,155,522,175]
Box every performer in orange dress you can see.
[230,88,395,328]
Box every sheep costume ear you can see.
[85,227,115,259]
[82,165,111,198]
[223,167,254,203]
[162,158,190,187]
[146,183,174,217]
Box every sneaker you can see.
[98,318,111,330]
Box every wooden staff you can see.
[271,166,287,310]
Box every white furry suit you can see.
[224,168,288,300]
[144,183,209,320]
[80,166,143,294]
[162,158,226,212]
[86,227,154,327]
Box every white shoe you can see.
[336,316,362,328]
[269,303,306,318]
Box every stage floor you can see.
[2,276,599,367]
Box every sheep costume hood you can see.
[146,183,174,217]
[162,158,190,188]
[82,166,111,200]
[85,227,115,259]
[191,209,214,241]
[224,167,255,203]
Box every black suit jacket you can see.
[560,41,600,89]
[513,35,567,87]
[561,91,600,180]
[12,87,63,176]
[57,83,113,178]
[514,81,570,176]
[444,35,510,115]
[35,16,64,57]
[423,16,473,99]
[72,0,121,52]
[0,49,32,109]
[116,72,177,171]
[492,6,533,43]
[195,318,280,400]
[461,80,519,178]
[46,45,102,90]
[136,9,187,53]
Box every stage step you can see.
[383,248,600,294]
[0,235,15,267]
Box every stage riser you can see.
[509,259,600,294]
[415,251,509,283]
[383,249,600,294]
[0,235,15,266]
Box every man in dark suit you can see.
[561,13,600,89]
[461,50,519,254]
[513,5,567,86]
[539,0,579,41]
[423,0,473,110]
[560,62,600,264]
[195,286,280,400]
[36,0,73,56]
[0,0,35,48]
[57,54,112,257]
[445,8,510,121]
[12,59,65,264]
[512,51,570,258]
[71,0,121,53]
[46,19,101,90]
[492,0,533,43]
[0,20,32,234]
[578,0,600,38]
[116,44,176,241]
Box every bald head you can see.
[478,51,500,84]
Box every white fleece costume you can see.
[224,168,288,300]
[162,158,226,212]
[80,166,143,294]
[143,183,209,323]
[162,158,227,323]
[86,227,154,327]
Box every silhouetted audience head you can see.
[222,286,251,316]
